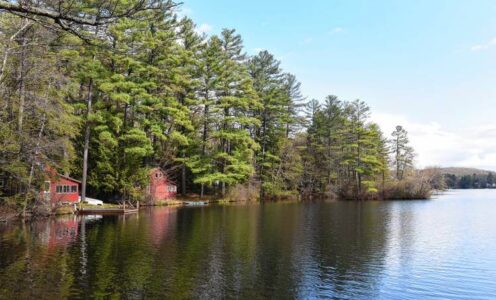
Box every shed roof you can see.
[44,166,81,183]
[58,174,81,184]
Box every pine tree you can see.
[391,125,414,180]
[175,17,204,195]
[214,29,260,195]
[341,100,384,197]
[0,1,426,206]
[0,16,78,211]
[281,73,305,138]
[247,50,288,199]
[187,36,223,197]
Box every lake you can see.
[1,190,495,299]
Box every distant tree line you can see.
[445,173,496,189]
[0,1,437,213]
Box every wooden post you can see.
[137,201,140,210]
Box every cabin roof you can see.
[44,166,81,183]
[58,174,81,184]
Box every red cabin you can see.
[42,168,80,205]
[147,168,177,203]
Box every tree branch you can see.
[0,1,182,26]
[0,1,99,25]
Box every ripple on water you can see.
[1,190,496,299]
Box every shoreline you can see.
[0,191,438,221]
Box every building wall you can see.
[149,169,177,202]
[44,177,80,204]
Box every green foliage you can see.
[302,97,390,199]
[391,125,415,180]
[0,1,424,206]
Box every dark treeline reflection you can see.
[0,203,394,299]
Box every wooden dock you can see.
[77,201,140,215]
[77,208,138,215]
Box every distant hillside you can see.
[439,167,494,176]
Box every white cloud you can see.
[195,23,213,35]
[329,27,344,34]
[372,112,496,171]
[470,36,496,51]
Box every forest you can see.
[444,172,496,189]
[0,0,437,214]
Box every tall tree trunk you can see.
[22,95,47,218]
[382,170,385,200]
[200,102,209,199]
[181,157,186,195]
[221,107,229,197]
[17,36,27,132]
[81,79,93,204]
[0,21,31,85]
[396,135,400,180]
[259,112,267,201]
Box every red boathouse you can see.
[42,168,81,205]
[148,168,177,203]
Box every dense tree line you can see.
[445,173,496,189]
[0,0,432,210]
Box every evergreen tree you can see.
[391,125,414,180]
[0,1,428,206]
[187,36,223,197]
[247,50,288,199]
[487,172,494,187]
[0,17,78,212]
[281,73,305,137]
[213,29,260,195]
[175,17,204,195]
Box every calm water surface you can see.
[1,190,496,299]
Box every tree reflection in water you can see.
[4,193,494,299]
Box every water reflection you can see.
[1,191,496,299]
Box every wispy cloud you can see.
[372,112,496,170]
[471,37,496,51]
[195,23,213,35]
[329,27,345,35]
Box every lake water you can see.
[1,190,495,299]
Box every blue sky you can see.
[180,0,496,170]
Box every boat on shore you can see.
[183,201,209,206]
[77,200,140,215]
[77,208,138,215]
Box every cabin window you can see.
[56,185,77,194]
[155,172,162,178]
